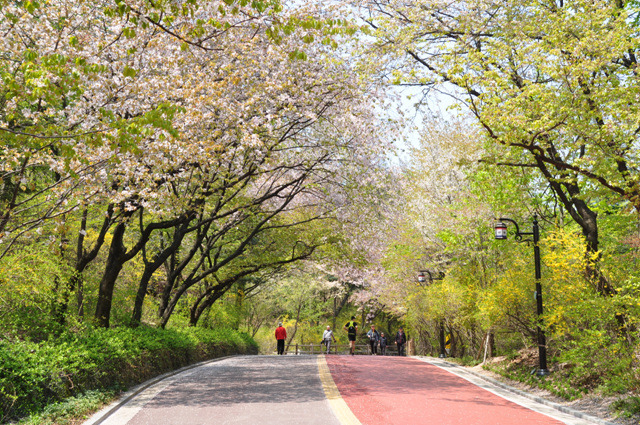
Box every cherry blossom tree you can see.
[1,0,395,328]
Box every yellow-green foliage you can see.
[1,326,258,422]
[541,228,594,337]
[0,243,72,337]
[408,280,465,322]
[405,278,470,353]
[478,258,532,330]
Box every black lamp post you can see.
[417,269,447,358]
[417,270,444,285]
[494,214,549,376]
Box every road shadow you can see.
[139,355,327,408]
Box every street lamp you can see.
[494,214,549,376]
[417,270,444,285]
[416,269,447,358]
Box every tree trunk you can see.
[53,219,70,325]
[189,289,225,326]
[333,298,337,330]
[157,224,211,327]
[75,274,84,318]
[233,281,245,330]
[482,331,495,362]
[130,225,187,327]
[534,156,613,297]
[575,200,615,296]
[94,222,127,328]
[74,205,114,319]
[130,267,155,328]
[332,287,353,331]
[286,303,303,352]
[159,285,188,328]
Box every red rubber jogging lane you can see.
[325,356,564,425]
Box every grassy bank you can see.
[472,348,640,420]
[1,326,257,424]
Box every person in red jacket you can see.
[275,322,287,355]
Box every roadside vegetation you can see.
[3,0,640,423]
[2,326,257,423]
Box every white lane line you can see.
[83,356,236,425]
[417,357,611,425]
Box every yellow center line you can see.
[317,355,362,425]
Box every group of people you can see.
[365,324,407,356]
[345,317,407,356]
[275,316,408,356]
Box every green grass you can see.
[16,389,119,425]
[1,326,257,423]
[612,396,640,419]
[482,359,586,400]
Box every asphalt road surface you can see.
[92,356,341,425]
[85,355,605,425]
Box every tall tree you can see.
[355,0,640,294]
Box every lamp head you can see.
[494,221,508,240]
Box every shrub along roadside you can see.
[1,326,258,423]
[14,389,118,425]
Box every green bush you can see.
[0,326,257,422]
[16,389,118,425]
[612,396,640,419]
[554,324,637,396]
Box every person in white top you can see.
[322,326,337,354]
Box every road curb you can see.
[417,357,618,425]
[83,355,238,425]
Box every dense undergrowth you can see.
[474,348,640,420]
[0,326,257,424]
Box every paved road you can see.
[85,355,606,425]
[92,356,340,425]
[327,355,570,425]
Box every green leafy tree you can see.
[356,0,640,295]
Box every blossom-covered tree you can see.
[2,0,395,327]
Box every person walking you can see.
[366,325,380,355]
[275,322,287,355]
[344,316,358,355]
[322,326,337,354]
[379,332,387,356]
[395,327,407,356]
